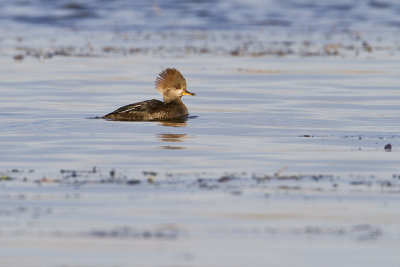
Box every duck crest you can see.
[155,68,187,93]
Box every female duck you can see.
[102,68,195,121]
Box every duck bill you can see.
[181,89,196,96]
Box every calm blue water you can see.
[1,56,399,176]
[1,0,400,33]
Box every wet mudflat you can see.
[1,168,400,267]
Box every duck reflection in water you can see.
[157,115,197,127]
[157,133,192,150]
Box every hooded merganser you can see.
[102,68,195,121]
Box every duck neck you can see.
[163,96,183,104]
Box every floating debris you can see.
[13,54,24,61]
[143,171,157,177]
[37,177,60,184]
[88,225,179,240]
[127,179,141,185]
[384,143,392,152]
[0,175,12,181]
[218,175,234,183]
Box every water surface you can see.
[1,1,400,266]
[1,56,399,176]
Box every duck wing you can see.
[106,99,164,115]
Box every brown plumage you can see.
[155,68,186,94]
[102,68,195,121]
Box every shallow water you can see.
[1,56,400,176]
[2,0,400,33]
[1,0,400,60]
